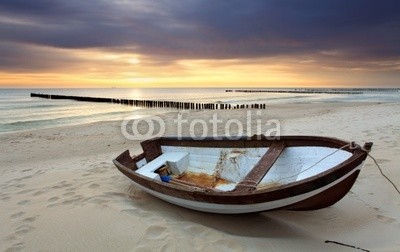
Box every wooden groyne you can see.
[30,93,267,110]
[226,89,364,94]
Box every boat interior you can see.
[133,139,353,192]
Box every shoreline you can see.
[1,102,399,251]
[0,101,387,136]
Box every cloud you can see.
[0,41,81,71]
[0,0,399,75]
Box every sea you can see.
[0,88,399,134]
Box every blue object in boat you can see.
[160,175,172,182]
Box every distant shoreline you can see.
[226,88,400,95]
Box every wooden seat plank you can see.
[236,141,285,192]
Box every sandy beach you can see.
[1,102,399,252]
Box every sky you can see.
[0,0,399,88]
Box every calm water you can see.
[0,88,399,133]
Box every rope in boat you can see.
[273,144,351,183]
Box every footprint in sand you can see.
[144,225,168,240]
[184,225,210,237]
[1,196,11,201]
[23,217,36,223]
[10,212,25,219]
[61,195,84,206]
[15,224,35,235]
[17,200,30,205]
[35,170,45,176]
[376,214,397,223]
[53,182,73,189]
[89,198,108,205]
[62,192,75,196]
[89,183,100,189]
[61,199,76,205]
[17,189,34,195]
[48,196,59,202]
[33,190,46,196]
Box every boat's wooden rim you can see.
[113,135,368,205]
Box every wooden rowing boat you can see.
[113,136,372,214]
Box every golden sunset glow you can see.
[1,46,397,88]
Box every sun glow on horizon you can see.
[0,46,398,89]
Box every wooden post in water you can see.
[30,93,268,111]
